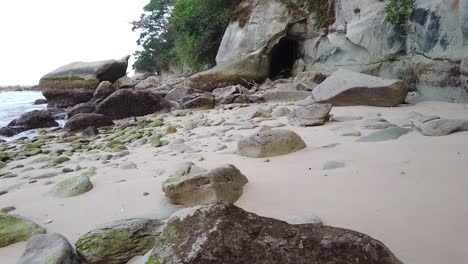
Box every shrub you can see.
[385,0,416,25]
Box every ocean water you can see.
[0,91,46,127]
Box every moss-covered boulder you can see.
[162,163,248,206]
[17,233,82,264]
[49,176,93,198]
[0,213,46,248]
[75,218,163,264]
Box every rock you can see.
[33,99,47,105]
[64,113,114,132]
[415,119,468,136]
[181,93,215,110]
[120,161,137,170]
[163,163,248,206]
[357,127,411,143]
[17,233,82,264]
[49,176,93,198]
[361,118,393,130]
[333,126,361,137]
[39,56,129,107]
[0,206,16,214]
[82,126,99,138]
[0,161,6,169]
[1,110,59,137]
[271,106,290,117]
[147,201,402,264]
[165,86,201,102]
[238,129,306,158]
[281,214,323,225]
[75,218,162,264]
[245,106,272,119]
[288,103,332,127]
[66,102,96,118]
[114,76,135,89]
[311,69,408,107]
[90,81,116,104]
[96,89,170,119]
[294,71,327,85]
[134,76,160,89]
[323,161,346,170]
[0,213,46,248]
[262,90,311,102]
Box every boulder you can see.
[0,213,46,248]
[49,176,93,198]
[64,113,114,132]
[33,99,47,105]
[262,90,311,102]
[96,89,171,119]
[311,69,408,107]
[212,85,257,104]
[0,110,59,137]
[162,163,248,206]
[113,76,135,89]
[146,201,402,264]
[17,233,82,264]
[90,81,116,104]
[75,218,162,264]
[409,112,468,136]
[238,128,306,158]
[288,103,332,127]
[134,76,160,89]
[66,102,96,118]
[165,86,202,102]
[82,126,99,139]
[181,93,215,110]
[39,56,129,107]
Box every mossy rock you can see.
[105,140,127,152]
[148,120,164,128]
[0,213,46,248]
[49,176,93,198]
[27,148,42,156]
[75,218,162,264]
[52,156,70,165]
[165,126,177,134]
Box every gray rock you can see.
[163,164,248,206]
[281,214,323,225]
[323,161,346,170]
[67,102,97,118]
[82,126,99,139]
[134,76,160,89]
[408,111,468,136]
[357,127,411,142]
[76,218,163,264]
[361,118,393,129]
[17,233,82,264]
[263,90,311,102]
[288,103,332,127]
[333,126,361,137]
[49,176,93,198]
[272,106,290,117]
[238,129,306,158]
[64,113,114,132]
[114,76,136,89]
[311,69,408,107]
[120,161,137,170]
[0,110,59,137]
[91,81,116,104]
[181,93,215,110]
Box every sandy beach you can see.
[1,100,467,263]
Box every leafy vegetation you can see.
[385,0,416,25]
[132,0,242,73]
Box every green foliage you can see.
[133,0,242,73]
[385,0,416,25]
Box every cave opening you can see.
[269,37,299,79]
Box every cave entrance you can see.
[269,37,299,79]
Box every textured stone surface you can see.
[49,176,93,198]
[288,103,332,127]
[0,213,46,248]
[67,102,97,118]
[76,218,162,264]
[147,202,402,264]
[238,128,306,158]
[17,233,82,264]
[64,113,114,132]
[357,127,411,142]
[0,110,59,137]
[163,163,248,206]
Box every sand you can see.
[1,101,468,263]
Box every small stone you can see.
[323,161,346,170]
[43,219,54,224]
[143,192,149,196]
[0,206,16,213]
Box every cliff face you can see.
[206,0,468,102]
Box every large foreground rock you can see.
[0,213,46,248]
[49,176,93,198]
[96,89,171,119]
[162,163,248,206]
[64,113,114,132]
[76,218,162,264]
[238,128,306,158]
[0,110,59,137]
[17,233,82,264]
[311,69,408,107]
[288,103,332,127]
[146,201,402,264]
[40,56,129,107]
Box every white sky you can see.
[0,0,149,85]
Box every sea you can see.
[0,90,46,129]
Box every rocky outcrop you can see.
[310,69,408,107]
[0,110,59,137]
[39,56,129,107]
[95,89,171,119]
[145,201,402,264]
[75,218,162,264]
[162,163,248,206]
[0,213,46,248]
[49,176,94,198]
[17,233,82,264]
[64,113,114,132]
[238,128,306,158]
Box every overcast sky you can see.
[0,0,148,85]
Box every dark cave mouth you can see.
[269,37,299,79]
